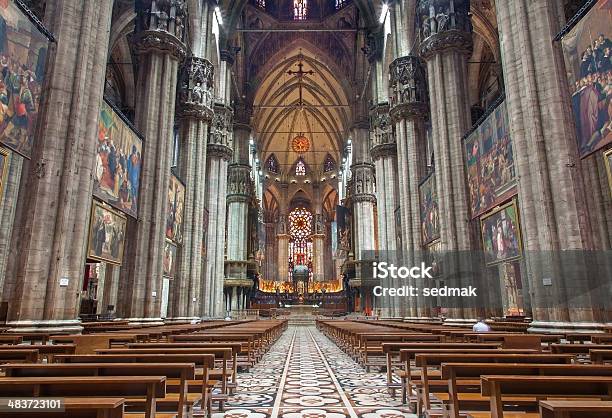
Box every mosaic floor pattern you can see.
[214,326,418,418]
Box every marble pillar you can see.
[417,0,474,319]
[277,183,290,284]
[496,0,609,328]
[350,123,378,312]
[121,0,187,321]
[389,55,430,317]
[370,104,399,317]
[203,102,233,317]
[172,56,214,319]
[311,184,325,282]
[2,0,113,331]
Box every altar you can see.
[286,304,320,316]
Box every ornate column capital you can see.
[369,103,395,160]
[220,47,240,65]
[362,30,385,64]
[227,164,252,199]
[276,214,289,235]
[417,0,473,59]
[177,56,214,120]
[134,0,188,59]
[389,55,429,122]
[350,162,376,203]
[207,103,234,160]
[313,214,326,235]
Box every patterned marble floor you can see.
[213,326,418,418]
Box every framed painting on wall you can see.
[419,172,440,245]
[561,0,612,158]
[604,148,612,197]
[464,100,516,217]
[87,199,127,265]
[163,239,177,279]
[0,146,8,200]
[0,0,53,159]
[480,199,523,266]
[94,99,143,218]
[166,172,185,244]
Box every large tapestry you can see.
[95,100,143,218]
[166,173,185,244]
[163,240,177,279]
[336,205,351,252]
[561,0,612,158]
[0,145,8,200]
[464,100,516,217]
[0,0,50,159]
[419,173,440,245]
[87,199,127,265]
[480,200,522,266]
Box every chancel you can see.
[0,0,611,417]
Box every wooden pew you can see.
[480,375,612,418]
[0,349,38,364]
[551,343,612,355]
[414,353,575,413]
[441,363,612,418]
[539,400,612,418]
[590,349,612,364]
[382,343,501,397]
[0,344,76,362]
[96,347,233,409]
[54,353,215,415]
[3,363,197,418]
[0,335,23,345]
[592,334,612,344]
[0,397,125,418]
[357,333,443,370]
[50,334,141,354]
[395,348,538,404]
[0,376,166,418]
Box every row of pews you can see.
[0,319,287,418]
[317,319,612,418]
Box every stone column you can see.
[350,123,378,312]
[311,184,325,282]
[496,0,608,329]
[121,0,187,321]
[417,0,474,319]
[203,102,233,318]
[225,121,253,310]
[172,56,214,320]
[370,104,399,317]
[389,54,430,318]
[277,183,290,284]
[2,1,113,331]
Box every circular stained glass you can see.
[289,207,312,241]
[292,135,310,153]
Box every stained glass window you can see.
[289,207,313,283]
[324,154,336,172]
[335,0,347,9]
[266,154,280,174]
[256,0,265,8]
[294,0,307,20]
[295,158,306,176]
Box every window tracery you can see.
[294,0,307,20]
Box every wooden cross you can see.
[287,55,314,107]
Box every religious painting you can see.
[419,172,440,245]
[166,173,185,245]
[0,0,51,159]
[336,205,351,251]
[605,148,612,197]
[163,239,177,279]
[87,200,127,265]
[0,145,8,200]
[464,100,516,217]
[426,239,442,278]
[561,0,612,158]
[500,261,524,316]
[94,100,143,218]
[480,199,522,266]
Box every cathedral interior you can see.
[0,0,611,416]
